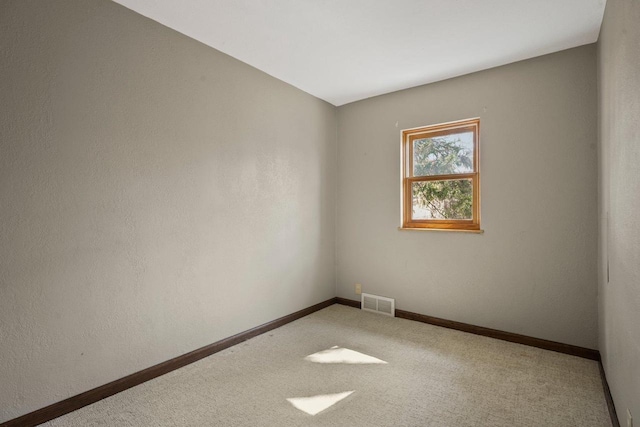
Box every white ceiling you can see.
[113,0,607,106]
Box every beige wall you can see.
[0,0,336,422]
[337,46,598,349]
[598,0,640,424]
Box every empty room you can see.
[1,0,638,426]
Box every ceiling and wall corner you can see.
[112,0,607,106]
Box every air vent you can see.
[361,293,395,317]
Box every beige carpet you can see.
[41,305,611,426]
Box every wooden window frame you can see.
[401,118,480,231]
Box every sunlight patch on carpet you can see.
[304,346,387,364]
[286,391,355,415]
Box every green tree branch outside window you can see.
[412,137,473,220]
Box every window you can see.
[401,118,480,231]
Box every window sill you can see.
[398,227,484,234]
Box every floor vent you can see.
[361,293,395,317]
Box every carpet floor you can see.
[41,304,611,426]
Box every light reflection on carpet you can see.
[286,391,355,415]
[287,346,387,415]
[304,346,388,364]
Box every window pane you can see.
[412,131,474,176]
[412,179,473,220]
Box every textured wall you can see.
[0,0,336,422]
[336,46,598,349]
[597,0,640,424]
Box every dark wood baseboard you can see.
[335,296,360,308]
[335,297,599,360]
[1,298,335,427]
[395,308,601,360]
[598,360,620,427]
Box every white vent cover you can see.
[361,293,395,317]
